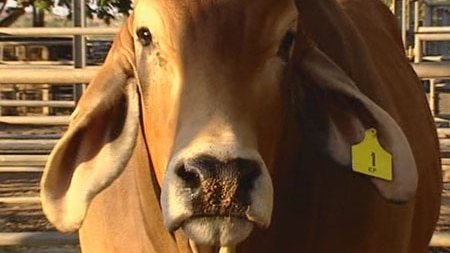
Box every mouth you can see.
[161,183,272,247]
[180,215,255,247]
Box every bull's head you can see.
[41,0,417,251]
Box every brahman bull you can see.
[40,0,442,252]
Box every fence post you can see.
[430,78,437,116]
[401,0,407,48]
[0,44,3,116]
[73,0,86,104]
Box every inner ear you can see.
[299,83,375,163]
[317,88,374,145]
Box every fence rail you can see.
[416,33,450,41]
[0,68,99,84]
[0,232,78,246]
[0,155,48,166]
[0,167,44,173]
[418,26,450,33]
[0,196,40,204]
[0,100,75,107]
[0,17,118,250]
[0,116,70,125]
[0,27,118,37]
[412,62,450,78]
[416,26,450,41]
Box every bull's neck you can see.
[131,129,190,252]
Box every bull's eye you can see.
[277,30,296,62]
[136,27,153,47]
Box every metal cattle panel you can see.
[0,27,115,249]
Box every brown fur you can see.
[43,0,441,252]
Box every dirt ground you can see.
[0,124,79,253]
[430,186,450,253]
[0,172,80,253]
[0,246,79,253]
[0,173,51,232]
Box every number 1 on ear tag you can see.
[351,128,393,181]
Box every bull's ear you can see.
[40,22,140,232]
[294,46,417,203]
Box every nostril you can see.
[237,159,261,190]
[240,171,259,193]
[234,159,261,205]
[176,165,201,189]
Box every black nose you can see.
[176,155,261,215]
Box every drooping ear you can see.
[40,19,141,232]
[293,46,417,203]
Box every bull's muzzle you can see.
[161,151,273,247]
[177,156,260,216]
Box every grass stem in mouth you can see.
[219,246,236,253]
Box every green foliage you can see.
[10,0,134,23]
[89,0,133,24]
[16,0,54,10]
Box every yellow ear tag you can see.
[351,128,393,181]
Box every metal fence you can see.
[0,27,117,248]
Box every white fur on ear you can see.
[41,80,140,232]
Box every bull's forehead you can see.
[134,0,297,62]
